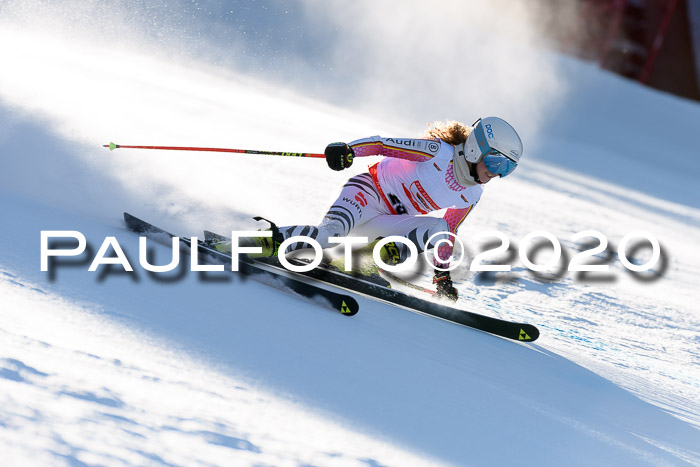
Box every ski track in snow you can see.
[0,270,439,467]
[1,7,700,467]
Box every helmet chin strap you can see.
[469,160,482,184]
[453,144,480,186]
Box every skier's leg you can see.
[275,172,385,253]
[354,214,452,264]
[210,173,384,256]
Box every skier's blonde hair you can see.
[422,120,470,146]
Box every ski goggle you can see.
[483,150,518,178]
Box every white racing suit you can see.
[278,136,483,266]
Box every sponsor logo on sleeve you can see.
[384,139,440,154]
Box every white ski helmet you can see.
[463,117,523,164]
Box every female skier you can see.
[228,117,523,301]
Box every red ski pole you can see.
[103,142,325,158]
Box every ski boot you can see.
[433,269,459,302]
[209,217,283,258]
[326,239,407,287]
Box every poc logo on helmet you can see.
[485,123,495,139]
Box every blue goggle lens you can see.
[483,151,517,177]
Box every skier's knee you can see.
[427,218,450,247]
[320,215,351,237]
[431,218,449,236]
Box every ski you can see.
[123,213,359,316]
[379,270,437,296]
[203,230,539,342]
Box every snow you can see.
[1,2,700,466]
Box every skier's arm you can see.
[349,136,440,162]
[432,205,475,302]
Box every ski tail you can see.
[203,230,228,244]
[124,213,359,316]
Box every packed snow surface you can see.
[1,2,699,466]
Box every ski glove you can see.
[433,269,459,302]
[325,142,354,171]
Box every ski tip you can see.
[518,325,539,342]
[340,298,359,316]
[104,142,118,151]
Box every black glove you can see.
[433,269,458,302]
[325,142,354,171]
